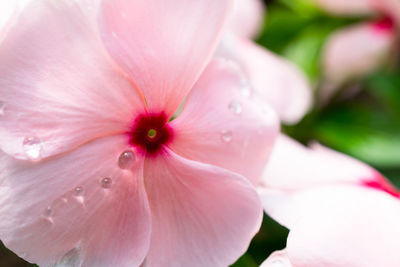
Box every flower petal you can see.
[217,35,312,124]
[314,0,376,15]
[378,0,400,25]
[260,134,397,192]
[100,0,233,116]
[321,21,395,101]
[0,0,16,42]
[0,0,145,160]
[169,59,279,185]
[0,136,151,267]
[229,0,265,39]
[143,147,263,267]
[285,186,400,267]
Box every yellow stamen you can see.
[147,129,157,139]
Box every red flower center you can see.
[372,16,394,32]
[129,112,173,155]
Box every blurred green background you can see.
[2,0,400,266]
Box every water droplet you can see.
[0,101,5,115]
[118,150,136,169]
[220,130,233,143]
[56,248,82,267]
[43,206,52,218]
[228,100,242,115]
[73,186,84,197]
[100,177,112,189]
[22,136,43,160]
[239,76,251,97]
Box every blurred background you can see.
[2,0,400,266]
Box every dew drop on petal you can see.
[61,196,68,203]
[100,177,112,189]
[239,85,251,97]
[229,100,242,115]
[220,130,233,143]
[56,247,82,266]
[73,186,84,197]
[22,136,43,160]
[239,76,251,97]
[43,206,52,218]
[118,150,136,169]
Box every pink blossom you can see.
[377,0,400,24]
[217,35,312,124]
[229,0,266,39]
[0,0,280,266]
[259,135,400,267]
[317,0,398,101]
[321,19,395,101]
[218,0,312,125]
[314,0,376,16]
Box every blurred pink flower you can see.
[0,0,280,266]
[259,135,400,267]
[314,0,376,16]
[316,0,398,101]
[229,0,266,39]
[219,0,312,124]
[321,18,395,101]
[217,36,312,124]
[377,0,400,24]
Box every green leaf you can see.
[364,71,400,113]
[230,254,258,267]
[313,99,400,168]
[257,6,313,54]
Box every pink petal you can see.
[378,0,400,25]
[261,134,394,191]
[143,147,263,267]
[229,0,265,39]
[314,0,376,15]
[0,0,16,42]
[0,136,151,267]
[217,35,312,124]
[169,59,279,185]
[0,0,145,160]
[100,0,233,117]
[321,21,395,101]
[260,250,293,267]
[284,186,400,267]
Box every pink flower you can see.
[321,18,395,101]
[229,0,266,39]
[316,0,398,101]
[218,0,312,125]
[259,135,400,267]
[314,0,376,16]
[217,36,312,124]
[0,0,279,266]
